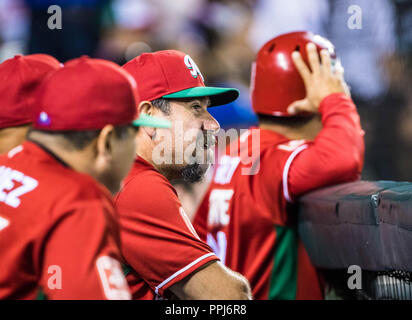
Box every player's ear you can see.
[96,124,115,160]
[138,101,157,139]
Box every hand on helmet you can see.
[287,42,350,115]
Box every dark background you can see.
[1,0,411,181]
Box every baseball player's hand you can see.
[287,42,350,115]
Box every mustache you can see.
[197,131,216,148]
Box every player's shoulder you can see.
[257,128,307,152]
[37,170,116,230]
[1,143,105,199]
[34,163,112,215]
[266,138,309,156]
[231,128,307,158]
[43,164,110,208]
[122,162,174,194]
[216,129,309,183]
[0,146,113,223]
[58,169,109,199]
[258,138,309,175]
[255,127,308,157]
[115,160,179,210]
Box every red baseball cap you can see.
[122,50,239,107]
[33,56,170,131]
[0,54,62,129]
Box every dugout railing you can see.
[298,181,412,300]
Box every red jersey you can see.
[114,156,219,300]
[0,141,131,300]
[193,93,365,300]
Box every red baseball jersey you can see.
[193,93,365,300]
[114,156,219,299]
[0,141,131,300]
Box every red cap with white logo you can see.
[122,50,239,107]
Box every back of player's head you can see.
[30,56,169,150]
[33,56,139,132]
[251,31,336,117]
[26,56,143,194]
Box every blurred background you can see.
[1,0,412,181]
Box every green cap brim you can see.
[162,86,239,107]
[132,113,171,128]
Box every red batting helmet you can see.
[251,31,337,117]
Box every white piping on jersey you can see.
[282,144,308,202]
[155,252,216,296]
[7,145,23,158]
[179,207,200,240]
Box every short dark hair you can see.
[151,98,171,115]
[27,125,132,150]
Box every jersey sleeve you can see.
[286,93,365,201]
[115,172,219,297]
[39,200,131,300]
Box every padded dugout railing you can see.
[298,181,412,300]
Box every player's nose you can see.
[202,111,220,134]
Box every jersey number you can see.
[0,166,38,208]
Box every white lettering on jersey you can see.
[0,166,38,208]
[214,156,240,185]
[208,189,234,227]
[0,216,9,231]
[96,256,131,300]
[207,231,227,265]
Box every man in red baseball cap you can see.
[192,31,365,299]
[0,54,62,154]
[0,56,170,299]
[115,50,251,299]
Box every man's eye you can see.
[192,104,202,111]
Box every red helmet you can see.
[251,31,337,117]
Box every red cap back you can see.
[0,54,61,129]
[33,56,139,131]
[251,31,336,117]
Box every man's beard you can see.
[180,163,208,183]
[176,131,215,183]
